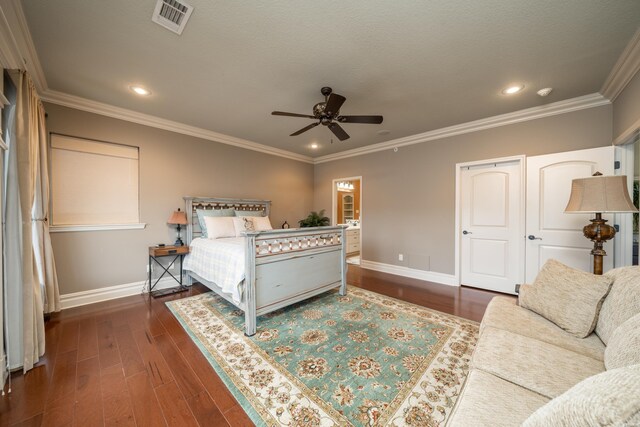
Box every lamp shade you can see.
[565,175,638,213]
[167,209,188,225]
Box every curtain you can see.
[6,70,58,372]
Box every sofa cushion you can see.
[446,369,549,427]
[519,259,612,338]
[596,266,640,345]
[605,312,640,370]
[472,326,603,399]
[522,364,640,427]
[481,296,605,361]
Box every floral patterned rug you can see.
[167,286,479,426]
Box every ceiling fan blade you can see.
[328,123,350,141]
[272,111,316,119]
[337,115,384,124]
[290,122,319,136]
[324,93,346,116]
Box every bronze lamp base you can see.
[583,212,615,275]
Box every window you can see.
[50,134,144,231]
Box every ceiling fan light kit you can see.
[272,87,383,141]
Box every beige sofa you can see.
[447,266,640,426]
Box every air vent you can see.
[152,0,194,35]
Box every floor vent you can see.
[152,0,194,35]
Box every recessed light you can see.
[501,84,524,95]
[537,88,553,97]
[129,85,151,96]
[310,143,318,149]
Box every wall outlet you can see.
[398,253,404,261]
[146,264,151,273]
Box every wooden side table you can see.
[148,245,190,297]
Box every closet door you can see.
[460,160,524,294]
[525,146,615,282]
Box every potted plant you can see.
[298,209,330,227]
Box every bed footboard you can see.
[244,226,347,336]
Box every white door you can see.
[460,160,523,294]
[525,146,615,282]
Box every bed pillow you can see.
[519,259,612,338]
[232,216,256,236]
[232,216,273,236]
[196,208,235,238]
[203,216,236,239]
[236,210,265,217]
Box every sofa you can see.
[447,264,640,426]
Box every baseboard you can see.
[359,260,458,286]
[60,277,180,310]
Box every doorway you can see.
[332,177,361,265]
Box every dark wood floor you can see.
[0,265,508,427]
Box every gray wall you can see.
[45,103,314,295]
[613,70,640,141]
[313,105,613,276]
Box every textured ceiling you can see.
[21,0,640,157]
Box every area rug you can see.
[167,287,479,426]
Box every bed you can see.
[183,196,347,336]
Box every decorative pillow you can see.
[232,216,256,236]
[196,208,235,238]
[519,259,612,338]
[203,216,236,239]
[605,313,640,370]
[248,216,273,231]
[522,364,640,426]
[236,210,265,217]
[596,266,640,345]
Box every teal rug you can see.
[167,287,478,426]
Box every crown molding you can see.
[314,93,610,164]
[601,28,640,102]
[0,0,47,90]
[41,89,314,164]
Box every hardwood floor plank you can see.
[154,333,203,399]
[46,350,77,403]
[114,324,146,378]
[125,372,167,427]
[76,317,98,361]
[155,382,199,427]
[73,356,104,427]
[131,329,174,388]
[176,337,239,413]
[186,392,230,427]
[155,306,191,343]
[222,404,254,427]
[56,321,80,355]
[97,320,121,370]
[100,364,136,427]
[12,412,43,427]
[41,392,75,427]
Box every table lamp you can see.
[564,173,638,275]
[168,208,188,246]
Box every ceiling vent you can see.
[152,0,194,35]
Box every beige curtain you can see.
[8,70,59,372]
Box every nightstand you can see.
[148,245,189,297]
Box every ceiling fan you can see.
[272,87,383,141]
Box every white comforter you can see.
[183,237,245,303]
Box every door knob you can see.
[528,235,542,240]
[462,230,472,235]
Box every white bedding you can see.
[183,237,245,303]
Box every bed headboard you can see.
[183,196,272,243]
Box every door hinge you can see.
[614,160,621,170]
